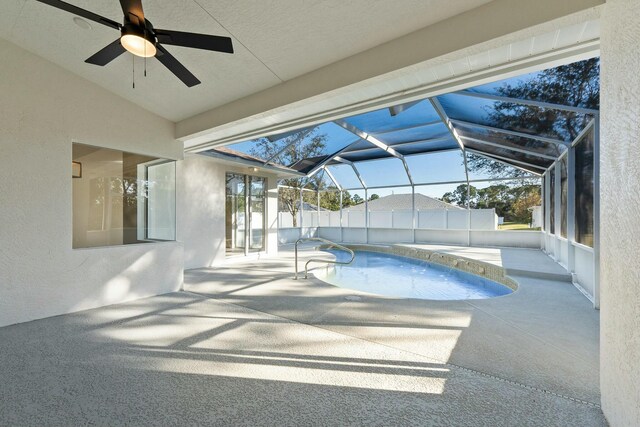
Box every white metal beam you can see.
[458,135,558,160]
[334,119,414,186]
[371,119,443,135]
[337,137,454,157]
[305,138,362,177]
[262,128,314,165]
[453,90,599,116]
[571,118,597,147]
[334,119,405,159]
[322,166,342,191]
[450,119,570,147]
[332,156,368,189]
[465,149,543,176]
[429,97,472,211]
[336,175,538,191]
[466,148,546,173]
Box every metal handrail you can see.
[294,237,355,279]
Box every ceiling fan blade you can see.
[85,39,126,66]
[119,0,145,23]
[155,44,200,87]
[34,0,121,30]
[155,29,234,54]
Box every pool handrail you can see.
[294,237,355,279]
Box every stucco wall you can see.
[178,155,279,269]
[0,39,183,327]
[600,0,640,424]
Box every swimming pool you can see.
[317,250,513,300]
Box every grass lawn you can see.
[499,222,541,231]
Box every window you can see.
[72,143,176,248]
[575,128,595,247]
[226,173,266,255]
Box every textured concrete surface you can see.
[0,247,604,426]
[600,0,640,424]
[401,243,571,280]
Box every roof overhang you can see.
[197,150,304,178]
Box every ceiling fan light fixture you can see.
[120,24,156,57]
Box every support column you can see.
[317,188,320,229]
[339,190,344,242]
[463,150,471,246]
[593,118,600,309]
[554,161,562,258]
[567,147,576,273]
[299,187,304,238]
[544,169,551,252]
[412,185,416,243]
[600,1,640,424]
[364,188,369,244]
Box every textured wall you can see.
[178,155,279,269]
[0,39,183,327]
[600,0,640,425]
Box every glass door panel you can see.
[225,173,246,255]
[249,177,265,252]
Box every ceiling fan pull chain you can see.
[132,54,135,89]
[144,29,147,77]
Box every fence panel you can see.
[418,210,447,229]
[346,211,366,228]
[369,211,393,228]
[392,210,413,229]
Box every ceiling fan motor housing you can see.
[120,21,157,57]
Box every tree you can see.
[369,194,380,201]
[466,58,599,178]
[441,183,541,223]
[475,184,512,218]
[441,184,478,207]
[250,128,327,227]
[352,194,363,205]
[319,190,355,211]
[509,184,541,223]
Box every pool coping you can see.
[318,243,519,292]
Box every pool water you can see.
[318,250,513,300]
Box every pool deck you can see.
[398,243,572,281]
[0,245,603,426]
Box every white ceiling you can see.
[0,0,492,122]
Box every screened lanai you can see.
[219,60,596,190]
[208,58,599,303]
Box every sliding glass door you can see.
[226,173,266,256]
[249,177,265,252]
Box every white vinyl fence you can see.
[278,208,498,230]
[276,208,541,248]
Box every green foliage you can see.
[352,194,364,205]
[466,58,599,178]
[251,127,328,226]
[441,183,540,222]
[441,184,477,208]
[368,193,380,201]
[319,190,355,211]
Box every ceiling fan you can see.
[35,0,234,87]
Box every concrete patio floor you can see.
[0,246,603,426]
